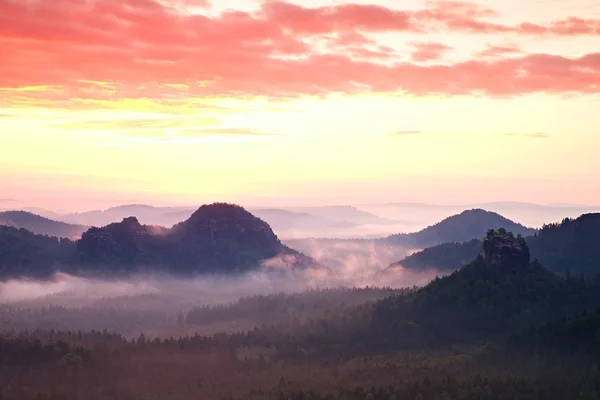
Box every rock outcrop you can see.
[483,228,530,270]
[77,217,165,267]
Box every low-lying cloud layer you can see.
[0,238,433,307]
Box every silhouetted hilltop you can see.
[0,203,314,278]
[77,217,168,268]
[390,213,600,276]
[528,213,600,276]
[0,226,75,279]
[385,209,535,247]
[0,211,88,239]
[166,203,294,273]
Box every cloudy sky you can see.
[1,0,599,211]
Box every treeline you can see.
[0,288,411,339]
[0,325,599,400]
[185,287,412,328]
[0,304,172,338]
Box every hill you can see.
[384,209,535,247]
[390,213,600,276]
[287,205,399,226]
[528,213,600,276]
[0,226,75,279]
[0,203,313,278]
[275,230,600,357]
[389,239,483,271]
[370,231,600,350]
[0,211,88,239]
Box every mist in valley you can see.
[0,239,438,338]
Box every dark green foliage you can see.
[390,239,482,272]
[515,307,600,359]
[1,224,600,399]
[385,209,535,247]
[528,214,600,276]
[185,287,409,328]
[372,257,600,346]
[0,325,599,400]
[390,213,600,277]
[0,226,75,278]
[371,233,600,350]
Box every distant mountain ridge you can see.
[0,211,88,239]
[58,203,401,239]
[0,203,314,279]
[384,208,535,247]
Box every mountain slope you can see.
[74,203,313,275]
[390,213,600,276]
[1,203,314,278]
[0,211,88,239]
[247,231,600,359]
[166,203,305,273]
[528,213,600,276]
[385,209,535,247]
[370,230,600,349]
[389,239,483,271]
[0,226,75,279]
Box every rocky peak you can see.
[74,203,311,274]
[172,203,280,250]
[121,216,141,228]
[483,228,530,270]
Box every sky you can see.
[1,0,599,211]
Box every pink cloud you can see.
[0,0,599,106]
[410,42,453,62]
[477,44,523,59]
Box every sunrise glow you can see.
[1,0,599,210]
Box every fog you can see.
[0,240,438,337]
[0,259,434,308]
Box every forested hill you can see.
[384,209,535,247]
[0,226,75,278]
[528,213,600,276]
[0,203,314,279]
[369,230,600,349]
[2,229,600,399]
[389,213,600,277]
[270,230,600,357]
